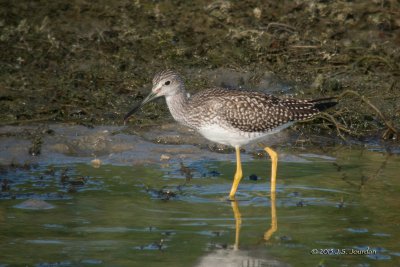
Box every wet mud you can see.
[1,1,399,141]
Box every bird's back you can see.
[185,88,336,133]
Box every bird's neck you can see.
[165,87,190,125]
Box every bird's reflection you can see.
[195,192,288,267]
[231,191,277,250]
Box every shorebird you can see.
[124,70,337,199]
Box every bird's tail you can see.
[310,97,338,111]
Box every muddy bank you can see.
[0,123,336,166]
[0,1,399,141]
[0,124,238,166]
[1,122,398,173]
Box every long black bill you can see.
[123,92,159,124]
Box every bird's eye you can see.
[164,81,171,85]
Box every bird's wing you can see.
[187,88,322,132]
[216,90,321,132]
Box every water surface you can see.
[0,147,399,266]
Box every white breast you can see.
[197,122,293,147]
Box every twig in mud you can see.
[317,112,347,141]
[290,45,319,49]
[352,55,397,71]
[299,111,353,141]
[337,90,399,140]
[264,22,296,34]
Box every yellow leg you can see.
[230,200,241,250]
[229,146,243,200]
[264,191,277,240]
[264,147,278,194]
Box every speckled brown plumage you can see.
[184,88,332,133]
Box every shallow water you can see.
[1,143,399,267]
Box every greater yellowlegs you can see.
[124,70,337,199]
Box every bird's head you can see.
[124,70,183,123]
[151,69,183,97]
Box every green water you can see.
[0,148,399,266]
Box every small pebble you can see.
[208,170,220,177]
[253,7,262,19]
[14,199,55,210]
[249,174,258,181]
[91,159,101,168]
[160,154,170,161]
